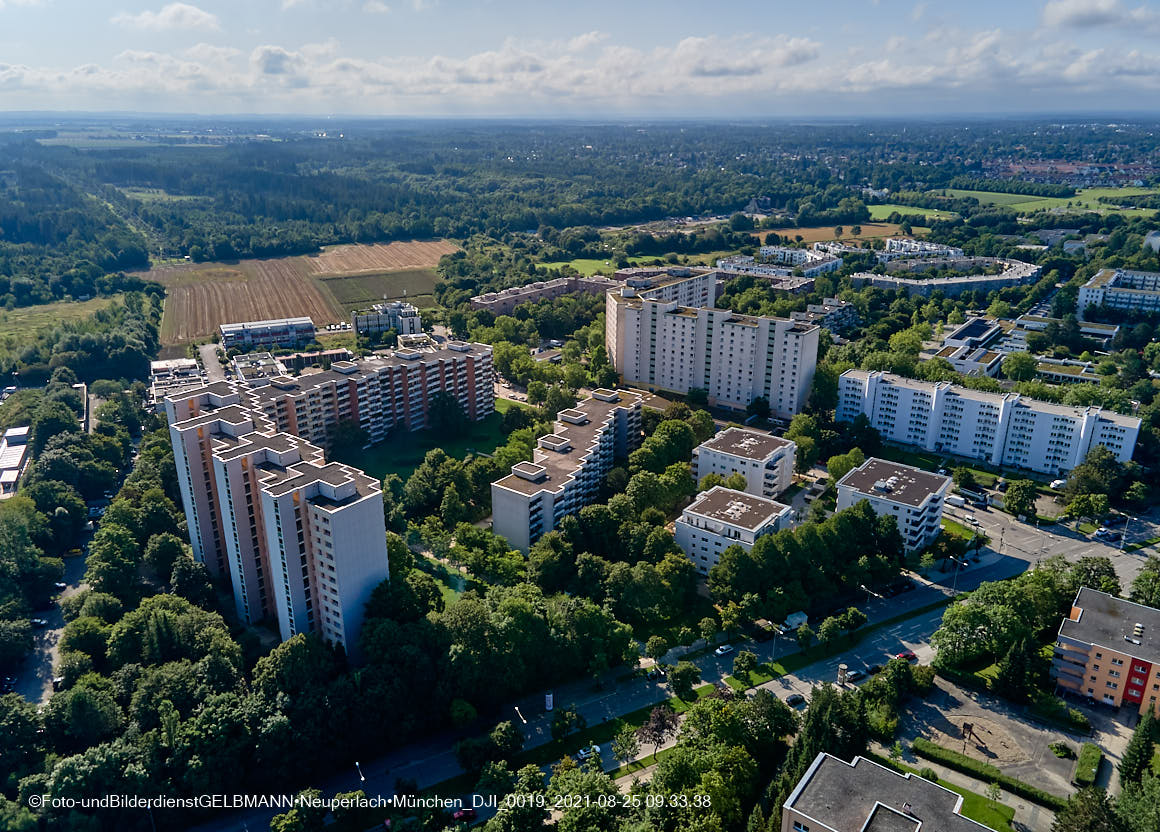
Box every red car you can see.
[452,808,478,824]
[895,650,918,662]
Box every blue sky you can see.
[2,0,1160,115]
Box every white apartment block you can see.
[491,389,642,552]
[692,427,795,498]
[835,457,950,553]
[933,345,1003,377]
[849,258,1041,297]
[148,358,207,411]
[606,271,819,418]
[721,247,842,278]
[220,317,316,350]
[883,238,965,258]
[352,301,423,336]
[675,486,793,574]
[837,370,1140,476]
[165,387,388,660]
[1078,269,1160,319]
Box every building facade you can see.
[692,427,795,498]
[352,301,423,336]
[491,389,642,552]
[1052,587,1160,715]
[837,370,1140,476]
[675,486,793,574]
[220,317,316,350]
[606,270,819,418]
[835,457,950,553]
[790,297,860,333]
[848,258,1040,297]
[1078,269,1160,319]
[782,753,999,832]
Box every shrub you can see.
[912,664,936,694]
[1049,741,1074,759]
[911,738,1067,811]
[919,767,939,781]
[1074,742,1102,788]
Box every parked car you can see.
[995,480,1009,493]
[1103,514,1129,528]
[785,693,806,707]
[1050,479,1067,490]
[1,676,15,693]
[895,650,918,662]
[52,677,64,692]
[452,808,478,823]
[714,645,735,657]
[575,744,601,762]
[845,669,865,683]
[868,664,883,675]
[1094,529,1122,543]
[53,582,67,591]
[30,618,49,629]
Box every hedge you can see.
[1074,742,1102,787]
[911,738,1068,811]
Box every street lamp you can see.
[514,706,527,724]
[355,761,366,782]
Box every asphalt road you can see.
[199,343,226,383]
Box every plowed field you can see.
[302,240,459,274]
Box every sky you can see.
[2,0,1160,117]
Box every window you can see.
[793,823,810,832]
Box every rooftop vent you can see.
[512,461,547,483]
[447,341,470,353]
[331,361,359,374]
[558,408,589,425]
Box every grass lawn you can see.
[0,294,123,343]
[929,186,1159,218]
[868,204,959,221]
[417,555,474,605]
[334,401,530,480]
[538,252,736,276]
[958,644,1091,733]
[869,754,1016,831]
[942,517,981,539]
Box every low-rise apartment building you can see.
[352,301,423,336]
[692,427,795,498]
[149,358,207,411]
[675,486,792,574]
[782,752,1000,832]
[719,247,842,277]
[835,457,950,553]
[1052,587,1160,714]
[790,297,860,333]
[934,345,1003,377]
[849,258,1040,297]
[491,389,642,551]
[606,269,819,418]
[1078,269,1160,319]
[469,275,620,315]
[220,317,316,350]
[837,370,1139,476]
[0,425,30,499]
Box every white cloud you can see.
[911,2,927,21]
[363,0,390,12]
[0,0,44,8]
[1042,0,1160,29]
[112,2,220,30]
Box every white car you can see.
[714,645,735,657]
[576,744,601,761]
[1050,479,1067,490]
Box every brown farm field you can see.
[302,240,459,274]
[145,240,460,345]
[150,259,344,345]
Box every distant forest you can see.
[2,118,1159,307]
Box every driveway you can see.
[14,551,89,704]
[198,343,226,382]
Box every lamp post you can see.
[355,761,366,783]
[514,706,527,724]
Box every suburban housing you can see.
[1052,587,1160,714]
[837,369,1140,476]
[491,389,642,552]
[675,486,793,574]
[835,457,951,554]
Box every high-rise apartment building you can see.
[837,370,1139,476]
[606,270,819,418]
[491,389,642,552]
[166,340,495,657]
[675,486,793,574]
[1077,269,1160,319]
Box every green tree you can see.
[1003,479,1038,518]
[636,705,678,759]
[610,723,640,767]
[952,466,978,493]
[669,661,701,700]
[428,390,468,436]
[645,635,669,663]
[817,616,842,651]
[1130,557,1160,608]
[746,396,770,420]
[1052,787,1128,832]
[796,624,815,650]
[1119,707,1156,787]
[1002,351,1039,382]
[839,606,868,634]
[992,638,1035,704]
[732,650,758,679]
[1117,772,1160,830]
[827,447,865,484]
[143,532,185,582]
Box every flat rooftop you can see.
[683,486,789,532]
[493,390,642,496]
[946,317,998,342]
[786,753,995,832]
[698,427,792,461]
[1060,587,1160,665]
[837,458,950,508]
